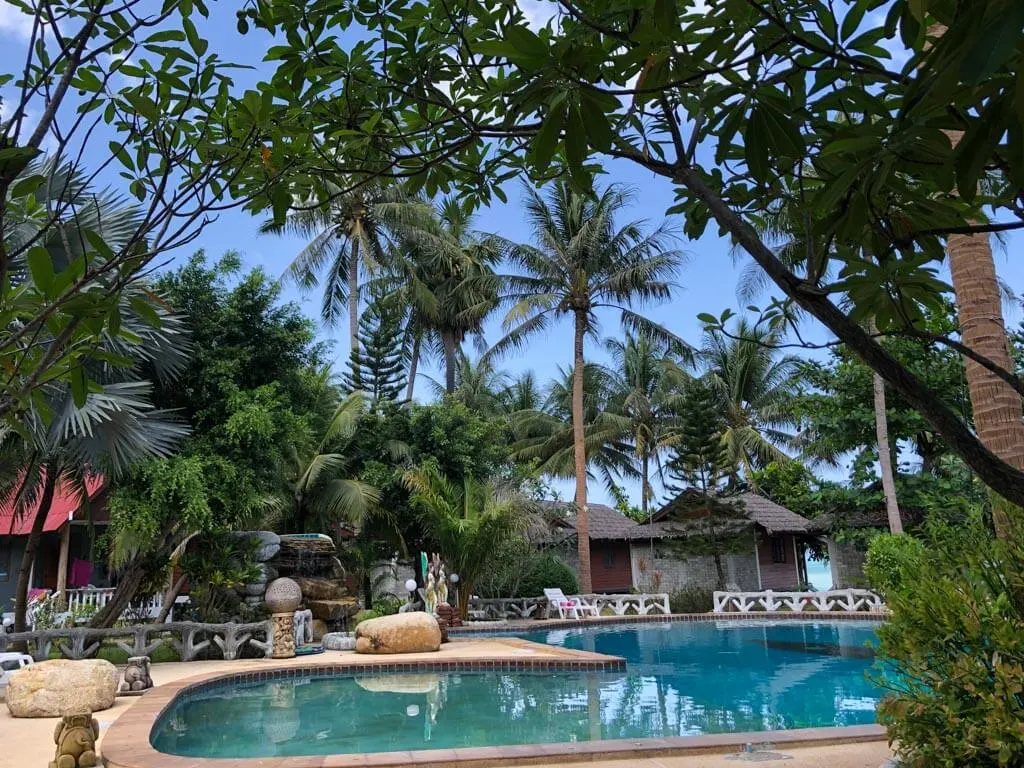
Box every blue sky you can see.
[2,1,1022,511]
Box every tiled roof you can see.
[538,500,639,540]
[539,491,812,541]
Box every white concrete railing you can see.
[712,589,886,614]
[468,593,671,621]
[66,588,167,619]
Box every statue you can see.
[424,571,438,616]
[50,712,99,768]
[437,564,448,607]
[119,656,153,693]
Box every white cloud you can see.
[518,0,556,31]
[0,3,36,39]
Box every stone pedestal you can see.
[271,613,296,659]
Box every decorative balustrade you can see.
[468,593,671,621]
[712,589,886,614]
[0,620,273,662]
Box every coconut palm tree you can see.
[395,198,500,394]
[605,332,692,517]
[427,354,509,415]
[500,371,543,414]
[700,320,803,482]
[509,363,635,493]
[282,389,381,533]
[262,184,433,354]
[403,463,530,617]
[490,182,683,590]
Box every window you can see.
[603,548,616,568]
[770,536,787,564]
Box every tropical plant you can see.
[342,291,409,404]
[700,321,804,481]
[390,198,500,393]
[490,182,683,591]
[428,354,509,415]
[242,0,1024,513]
[282,390,381,533]
[508,363,634,495]
[404,463,530,617]
[606,331,692,517]
[263,183,431,352]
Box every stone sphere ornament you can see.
[405,579,417,592]
[264,577,302,614]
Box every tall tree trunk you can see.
[572,310,593,594]
[13,468,59,634]
[868,319,903,534]
[713,554,726,591]
[155,574,187,623]
[348,239,360,358]
[929,24,1024,540]
[641,453,650,517]
[442,333,457,394]
[406,333,420,402]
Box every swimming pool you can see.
[150,620,883,757]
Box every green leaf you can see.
[908,0,927,21]
[959,4,1024,85]
[0,146,41,180]
[129,296,162,327]
[70,367,88,409]
[564,103,587,174]
[744,109,771,182]
[9,173,45,198]
[530,103,565,172]
[696,312,719,325]
[579,92,615,152]
[505,26,548,68]
[757,103,804,158]
[27,247,55,296]
[841,2,867,40]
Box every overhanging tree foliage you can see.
[239,0,1024,510]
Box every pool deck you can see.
[2,629,893,768]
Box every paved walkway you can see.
[0,638,893,768]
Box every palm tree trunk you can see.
[641,453,650,517]
[442,333,457,394]
[348,239,360,357]
[572,310,593,594]
[13,467,59,634]
[406,334,421,402]
[868,319,902,534]
[929,24,1024,540]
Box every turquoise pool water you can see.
[151,620,884,757]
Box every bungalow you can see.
[0,475,110,612]
[543,492,814,593]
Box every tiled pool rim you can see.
[102,614,889,768]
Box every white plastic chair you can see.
[544,588,599,620]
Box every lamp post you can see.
[449,573,460,615]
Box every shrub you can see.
[669,586,714,614]
[374,596,403,616]
[875,519,1024,767]
[353,609,381,627]
[864,533,924,599]
[516,553,578,598]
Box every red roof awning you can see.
[0,474,106,536]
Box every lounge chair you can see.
[544,588,599,620]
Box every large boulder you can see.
[6,659,118,718]
[231,531,281,562]
[293,576,345,601]
[354,613,442,654]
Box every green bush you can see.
[669,586,714,614]
[516,553,578,598]
[353,609,381,627]
[875,519,1024,767]
[374,596,403,616]
[864,533,924,599]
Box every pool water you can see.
[151,621,884,757]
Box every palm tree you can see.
[606,332,692,517]
[490,182,684,591]
[509,364,635,492]
[2,159,190,633]
[427,354,509,415]
[926,24,1024,541]
[499,371,543,414]
[282,389,381,532]
[263,184,432,354]
[403,463,530,617]
[395,198,500,393]
[700,320,803,481]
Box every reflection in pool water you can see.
[150,620,884,757]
